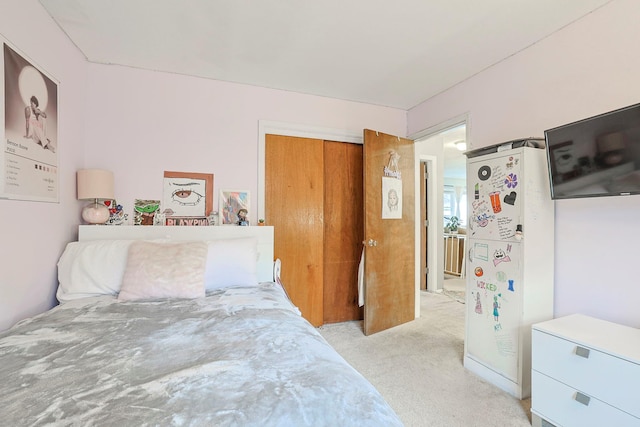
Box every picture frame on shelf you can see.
[219,190,250,225]
[103,199,128,225]
[162,171,214,219]
[133,199,160,225]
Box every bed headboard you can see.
[78,225,275,282]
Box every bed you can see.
[0,226,402,426]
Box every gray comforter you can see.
[0,283,402,426]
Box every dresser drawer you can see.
[532,329,640,418]
[532,371,640,427]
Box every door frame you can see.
[409,114,470,298]
[258,120,423,319]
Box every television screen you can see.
[544,102,640,199]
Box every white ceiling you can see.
[39,0,612,110]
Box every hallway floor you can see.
[443,274,465,303]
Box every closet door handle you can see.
[574,392,590,406]
[575,346,590,358]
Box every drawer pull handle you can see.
[575,392,591,406]
[575,346,590,358]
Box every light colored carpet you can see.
[318,291,531,427]
[443,276,466,303]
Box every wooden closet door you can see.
[265,134,324,327]
[323,141,364,323]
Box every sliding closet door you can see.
[266,134,364,327]
[323,141,364,324]
[265,134,324,327]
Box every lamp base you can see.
[82,200,109,224]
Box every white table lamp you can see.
[77,169,114,224]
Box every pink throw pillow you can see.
[118,241,207,301]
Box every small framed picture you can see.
[103,199,128,225]
[220,190,250,225]
[134,199,160,226]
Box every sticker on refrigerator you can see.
[492,294,501,322]
[503,191,517,205]
[478,165,491,180]
[493,247,511,266]
[474,292,483,314]
[473,242,489,261]
[489,191,502,213]
[504,172,518,189]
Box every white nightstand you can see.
[531,314,640,427]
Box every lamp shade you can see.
[77,169,114,200]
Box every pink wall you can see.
[408,0,640,327]
[83,64,406,220]
[0,1,405,331]
[4,0,637,332]
[0,0,88,330]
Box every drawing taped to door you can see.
[381,176,402,219]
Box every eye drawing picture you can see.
[171,183,203,207]
[164,178,206,216]
[162,171,214,218]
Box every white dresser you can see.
[531,314,640,427]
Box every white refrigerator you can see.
[463,141,554,399]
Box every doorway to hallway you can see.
[415,122,467,299]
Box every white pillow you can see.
[204,237,258,290]
[118,241,207,301]
[57,240,135,303]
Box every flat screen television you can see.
[544,102,640,199]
